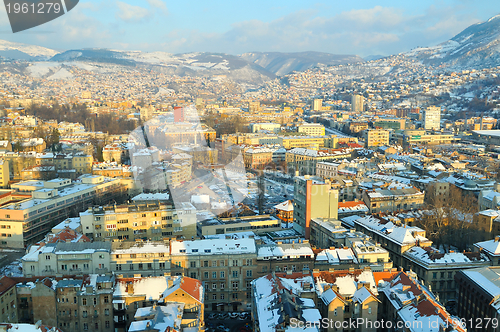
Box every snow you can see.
[352,286,373,303]
[170,239,256,255]
[475,239,500,255]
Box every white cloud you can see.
[116,1,150,22]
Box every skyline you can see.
[0,1,499,57]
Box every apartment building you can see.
[80,200,196,242]
[196,215,281,237]
[113,276,203,332]
[423,106,441,130]
[363,129,389,148]
[287,148,343,176]
[293,175,338,239]
[314,269,380,332]
[297,124,325,136]
[55,275,114,332]
[21,242,112,277]
[455,267,500,332]
[0,160,9,188]
[0,175,125,248]
[403,246,490,305]
[351,215,432,267]
[278,136,326,150]
[379,271,466,332]
[169,239,257,312]
[0,276,17,324]
[362,187,425,213]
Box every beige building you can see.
[297,124,325,136]
[0,175,125,248]
[364,129,389,148]
[293,175,338,239]
[0,160,9,188]
[279,136,326,150]
[196,215,281,237]
[363,187,425,213]
[80,200,197,242]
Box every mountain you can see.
[404,14,500,69]
[240,51,364,76]
[48,49,276,84]
[0,39,58,60]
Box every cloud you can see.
[116,1,150,22]
[159,4,484,56]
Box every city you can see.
[0,2,500,332]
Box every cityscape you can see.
[1,2,500,332]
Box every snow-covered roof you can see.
[170,239,256,255]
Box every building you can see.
[273,200,293,224]
[423,106,441,130]
[293,175,338,238]
[79,200,196,242]
[403,246,490,305]
[54,275,114,332]
[252,272,320,332]
[455,266,500,332]
[364,129,389,148]
[196,215,281,237]
[0,176,126,248]
[379,271,465,332]
[351,215,432,267]
[474,236,500,265]
[169,239,257,312]
[373,118,406,130]
[362,187,425,213]
[473,210,500,234]
[297,124,325,136]
[278,136,326,150]
[21,242,112,277]
[0,160,9,188]
[287,148,349,176]
[0,276,17,323]
[351,95,364,113]
[314,269,380,332]
[313,99,323,111]
[250,123,281,133]
[113,276,203,332]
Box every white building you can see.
[423,106,441,130]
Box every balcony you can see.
[95,268,109,273]
[69,268,82,273]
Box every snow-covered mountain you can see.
[240,51,364,76]
[0,40,58,60]
[404,14,500,69]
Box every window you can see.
[82,298,87,306]
[190,261,196,268]
[212,261,217,267]
[246,270,252,277]
[203,261,209,267]
[232,260,238,266]
[212,294,217,300]
[104,309,109,316]
[190,272,196,278]
[83,323,88,331]
[220,282,225,290]
[212,283,217,290]
[95,323,98,330]
[45,255,51,260]
[138,263,143,270]
[221,294,225,300]
[212,272,217,279]
[232,271,238,278]
[130,264,134,270]
[104,296,109,304]
[220,260,225,267]
[232,293,238,299]
[82,310,88,318]
[232,281,238,288]
[116,264,122,271]
[93,298,97,305]
[220,271,225,278]
[105,321,110,328]
[204,272,209,279]
[368,307,372,314]
[74,297,77,304]
[433,272,437,279]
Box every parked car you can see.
[229,312,239,318]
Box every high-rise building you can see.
[423,106,441,130]
[174,106,185,122]
[351,94,364,113]
[293,175,338,238]
[313,99,323,111]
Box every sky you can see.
[0,0,499,57]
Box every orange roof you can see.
[0,276,16,296]
[338,201,366,208]
[179,277,203,302]
[372,270,400,285]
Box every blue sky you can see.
[1,0,499,56]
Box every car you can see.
[229,312,239,318]
[219,313,229,319]
[207,313,218,320]
[216,324,226,330]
